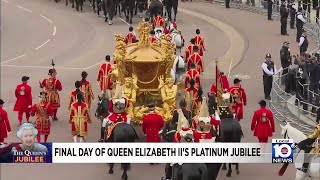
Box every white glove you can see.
[28,105,31,109]
[97,81,100,85]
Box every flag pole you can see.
[215,59,218,96]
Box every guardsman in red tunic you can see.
[14,76,32,125]
[251,100,275,143]
[185,39,195,63]
[193,29,205,53]
[68,81,84,110]
[79,71,94,109]
[0,99,11,143]
[42,68,62,121]
[125,26,137,45]
[150,30,158,43]
[185,63,201,88]
[192,98,219,143]
[153,11,164,28]
[142,103,164,142]
[69,92,91,143]
[97,55,113,97]
[187,46,203,72]
[30,91,54,143]
[229,78,247,121]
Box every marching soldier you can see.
[262,53,276,100]
[14,76,32,125]
[150,30,157,43]
[68,81,84,110]
[193,29,205,53]
[42,68,62,121]
[79,71,94,109]
[125,26,137,45]
[30,91,54,143]
[193,88,203,116]
[185,79,199,111]
[97,55,113,98]
[142,103,164,142]
[69,92,91,143]
[187,46,203,73]
[185,63,201,88]
[229,78,247,121]
[251,100,275,143]
[0,99,11,143]
[185,38,195,62]
[153,11,164,28]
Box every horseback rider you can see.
[101,82,131,141]
[297,123,320,173]
[192,97,220,143]
[153,10,164,29]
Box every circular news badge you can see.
[274,144,292,158]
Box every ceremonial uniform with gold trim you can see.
[187,53,203,72]
[14,82,32,123]
[68,89,84,110]
[0,105,11,143]
[125,33,137,45]
[229,85,247,121]
[79,80,94,109]
[185,45,203,61]
[97,62,113,91]
[107,98,130,123]
[153,15,164,28]
[251,107,275,143]
[69,102,91,137]
[185,69,201,88]
[41,77,62,109]
[142,112,164,142]
[31,101,53,135]
[173,128,196,142]
[193,35,205,52]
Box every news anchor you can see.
[11,123,48,153]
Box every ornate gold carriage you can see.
[110,19,177,125]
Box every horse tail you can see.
[200,164,209,180]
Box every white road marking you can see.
[118,17,130,26]
[227,57,233,78]
[85,60,104,70]
[1,0,9,3]
[1,64,84,70]
[40,14,53,24]
[35,39,51,50]
[53,25,56,36]
[1,54,26,64]
[16,5,32,13]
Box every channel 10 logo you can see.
[272,139,295,163]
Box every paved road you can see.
[0,0,316,180]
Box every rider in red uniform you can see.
[14,76,32,125]
[125,26,136,45]
[229,78,247,121]
[153,11,164,28]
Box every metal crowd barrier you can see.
[208,0,320,133]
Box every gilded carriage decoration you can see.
[110,19,177,124]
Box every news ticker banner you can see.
[0,139,307,163]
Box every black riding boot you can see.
[165,163,172,179]
[99,127,105,142]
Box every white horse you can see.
[280,122,307,143]
[171,30,184,56]
[170,55,185,84]
[280,123,320,180]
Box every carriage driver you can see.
[296,123,320,173]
